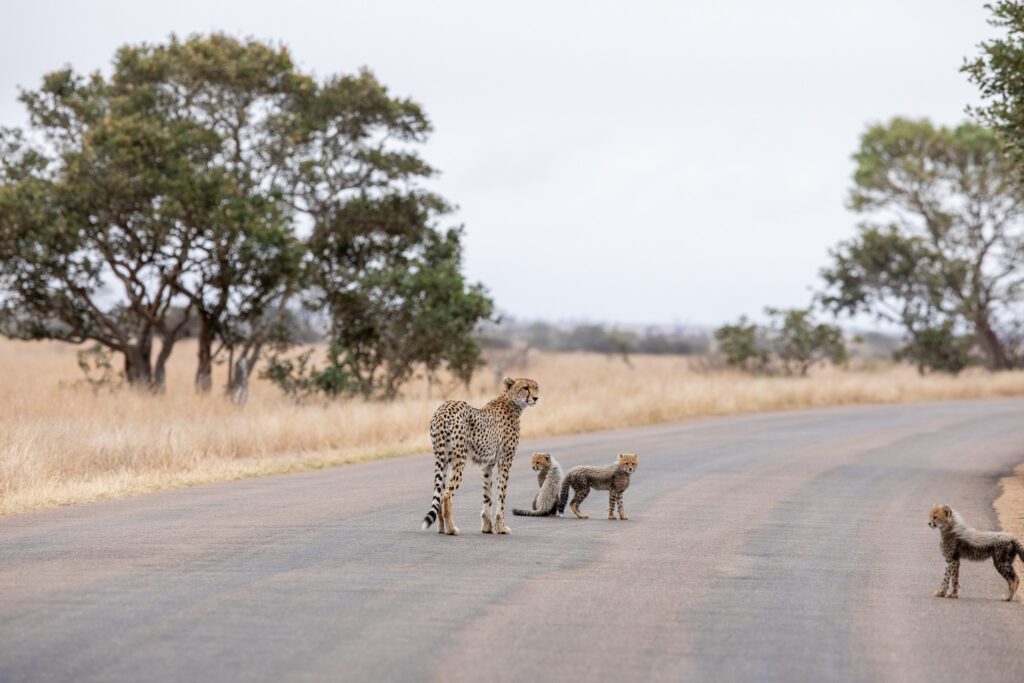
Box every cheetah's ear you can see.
[502,377,516,391]
[943,505,952,516]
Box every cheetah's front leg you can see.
[617,494,629,521]
[935,560,953,597]
[947,559,960,598]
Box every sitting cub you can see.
[513,453,563,517]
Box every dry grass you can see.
[4,338,1024,515]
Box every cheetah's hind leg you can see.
[481,462,494,534]
[437,492,449,534]
[995,560,1018,601]
[570,503,589,520]
[442,494,459,536]
[570,486,590,519]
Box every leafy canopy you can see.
[819,117,1024,371]
[0,33,494,397]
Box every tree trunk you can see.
[226,341,263,406]
[123,334,155,391]
[152,336,179,394]
[974,312,1010,370]
[195,317,214,393]
[229,357,250,406]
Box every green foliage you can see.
[893,323,974,376]
[714,309,847,376]
[0,70,212,389]
[819,117,1024,372]
[260,345,357,403]
[964,1,1024,169]
[98,34,431,392]
[0,33,492,399]
[713,316,769,373]
[766,308,848,376]
[268,228,494,401]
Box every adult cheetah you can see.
[421,377,539,535]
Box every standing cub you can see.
[512,453,564,517]
[928,504,1024,601]
[558,453,638,520]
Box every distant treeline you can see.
[477,319,906,366]
[478,320,710,355]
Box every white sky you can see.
[0,1,998,326]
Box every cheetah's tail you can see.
[557,478,571,514]
[422,492,442,530]
[512,505,556,517]
[422,433,446,530]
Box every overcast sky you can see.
[0,1,999,326]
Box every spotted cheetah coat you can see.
[422,377,539,535]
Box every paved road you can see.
[3,399,1024,682]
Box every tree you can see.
[267,225,494,401]
[714,316,769,373]
[819,118,1024,371]
[110,34,323,393]
[2,34,491,398]
[0,71,219,390]
[765,307,847,376]
[893,322,973,375]
[714,309,846,376]
[107,35,419,393]
[965,1,1024,168]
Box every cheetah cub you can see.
[557,453,638,520]
[928,504,1024,601]
[513,453,564,517]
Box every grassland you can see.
[3,338,1024,515]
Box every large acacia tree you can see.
[0,70,221,389]
[105,36,443,393]
[820,118,1024,371]
[0,34,493,395]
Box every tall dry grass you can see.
[3,338,1024,514]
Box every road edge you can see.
[7,396,1024,517]
[995,463,1024,538]
[995,462,1024,607]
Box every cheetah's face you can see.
[503,377,540,408]
[928,504,952,529]
[618,453,638,473]
[530,453,551,471]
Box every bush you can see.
[713,317,770,373]
[714,308,848,376]
[895,324,974,375]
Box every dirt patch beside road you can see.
[995,462,1024,604]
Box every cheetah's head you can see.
[617,453,638,473]
[530,453,552,471]
[928,504,953,529]
[503,377,540,408]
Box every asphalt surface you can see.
[3,398,1024,682]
